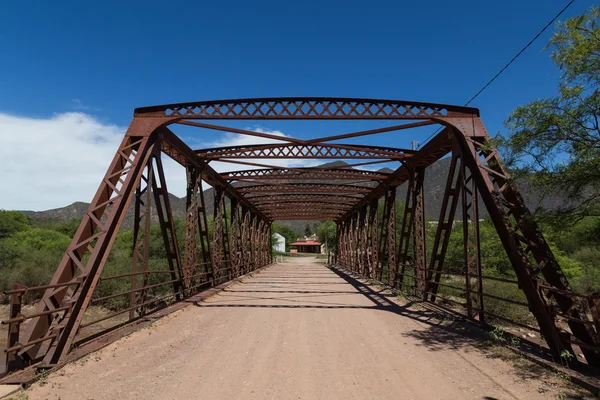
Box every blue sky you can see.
[0,0,591,210]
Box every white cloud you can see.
[0,112,187,211]
[208,127,289,147]
[0,114,317,211]
[200,127,321,173]
[71,98,100,112]
[0,112,124,211]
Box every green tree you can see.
[0,228,72,295]
[304,223,312,237]
[315,220,337,252]
[0,210,30,239]
[32,217,81,237]
[272,223,298,251]
[500,6,600,222]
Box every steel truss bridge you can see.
[1,97,599,380]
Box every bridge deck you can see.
[24,258,583,399]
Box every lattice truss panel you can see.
[2,97,599,379]
[134,97,477,119]
[197,143,410,159]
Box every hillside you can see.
[21,158,564,235]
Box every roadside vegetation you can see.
[0,210,190,309]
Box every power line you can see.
[420,0,576,147]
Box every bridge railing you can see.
[334,258,600,367]
[0,255,267,377]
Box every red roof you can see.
[290,240,321,246]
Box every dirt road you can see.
[22,257,587,399]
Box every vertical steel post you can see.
[195,172,212,287]
[386,188,397,287]
[359,206,368,277]
[412,167,427,297]
[368,199,379,280]
[183,166,199,291]
[397,173,416,288]
[427,144,463,302]
[129,162,154,319]
[212,188,225,283]
[229,200,241,278]
[222,197,232,281]
[241,208,250,274]
[151,149,185,300]
[462,158,484,321]
[4,285,25,373]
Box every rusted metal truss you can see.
[259,203,353,211]
[197,143,411,160]
[239,183,373,195]
[135,97,478,119]
[222,168,389,181]
[251,194,362,206]
[2,97,599,378]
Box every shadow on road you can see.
[193,262,591,396]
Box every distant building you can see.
[273,232,285,253]
[290,234,321,254]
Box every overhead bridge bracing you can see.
[2,97,600,379]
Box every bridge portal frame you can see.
[2,97,599,378]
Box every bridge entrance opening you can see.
[2,98,599,379]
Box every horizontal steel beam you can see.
[268,214,340,218]
[265,208,347,215]
[258,203,352,210]
[249,194,362,205]
[196,143,412,160]
[134,97,479,119]
[270,217,334,220]
[222,168,389,181]
[238,183,372,194]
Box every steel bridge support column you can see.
[353,212,360,274]
[146,145,185,303]
[188,167,212,290]
[249,213,257,272]
[337,221,345,267]
[347,215,354,271]
[334,222,340,266]
[461,155,485,322]
[381,187,397,286]
[345,220,351,269]
[229,199,241,278]
[412,167,427,297]
[358,206,368,277]
[222,197,232,280]
[397,173,416,289]
[129,162,154,320]
[241,208,250,274]
[427,144,462,302]
[256,220,265,269]
[271,222,275,265]
[368,199,379,280]
[184,167,199,290]
[212,188,226,284]
[340,221,346,268]
[129,148,185,319]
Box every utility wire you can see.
[419,0,576,147]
